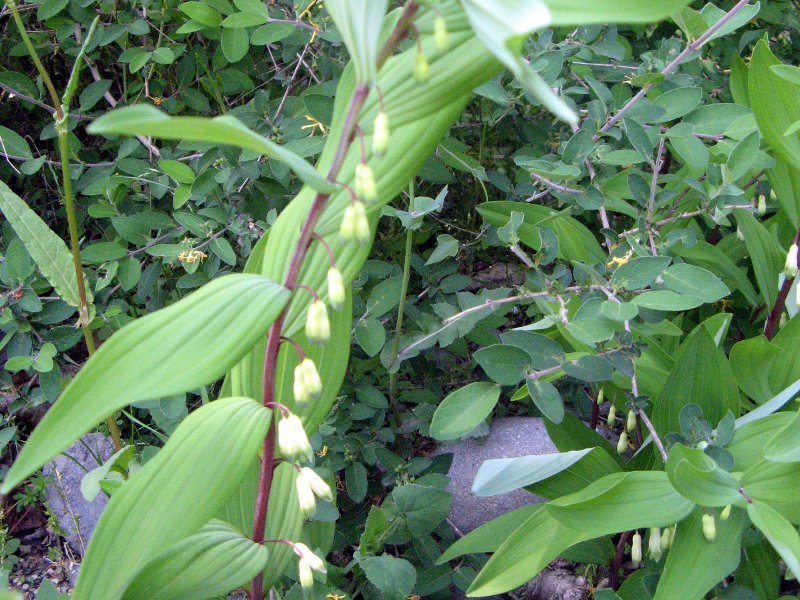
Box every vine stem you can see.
[764,228,800,340]
[248,79,371,600]
[6,0,122,449]
[597,0,753,137]
[388,181,416,427]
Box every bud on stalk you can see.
[340,201,370,245]
[617,431,628,454]
[702,513,716,542]
[758,195,767,215]
[298,557,314,590]
[305,300,330,345]
[296,473,317,517]
[278,414,314,463]
[626,410,637,432]
[785,244,798,279]
[434,16,449,52]
[294,364,310,404]
[631,532,642,566]
[301,358,322,399]
[300,467,334,502]
[720,505,732,520]
[355,163,377,202]
[372,111,390,157]
[660,525,674,549]
[414,51,430,82]
[597,388,604,405]
[649,527,662,562]
[295,543,326,574]
[327,267,346,310]
[607,405,617,425]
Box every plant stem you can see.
[764,228,800,340]
[7,0,122,450]
[388,181,415,427]
[249,83,371,600]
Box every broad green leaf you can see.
[543,0,693,25]
[767,156,800,229]
[0,126,31,158]
[430,382,500,441]
[748,40,800,170]
[500,331,565,369]
[472,448,610,496]
[178,1,222,27]
[460,0,574,122]
[654,508,746,599]
[324,0,387,86]
[122,519,269,600]
[474,344,530,385]
[75,397,269,599]
[735,210,785,310]
[220,27,248,62]
[468,471,693,596]
[748,501,800,580]
[3,275,289,493]
[730,413,796,471]
[526,379,565,423]
[666,444,743,507]
[768,315,800,393]
[544,411,621,465]
[0,181,92,312]
[741,461,800,524]
[652,326,739,438]
[88,105,336,194]
[764,410,800,463]
[652,87,702,123]
[661,263,730,304]
[526,446,621,499]
[730,336,781,403]
[672,240,759,307]
[632,290,704,311]
[360,555,416,600]
[477,201,605,263]
[735,376,800,429]
[773,64,800,87]
[611,256,671,290]
[158,159,195,184]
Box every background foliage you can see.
[2,0,800,598]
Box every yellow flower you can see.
[178,249,208,264]
[302,114,327,135]
[607,249,633,269]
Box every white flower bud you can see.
[736,227,745,241]
[661,525,674,549]
[293,364,309,404]
[607,405,617,425]
[758,195,767,216]
[631,532,642,566]
[296,472,317,517]
[298,557,314,590]
[597,388,604,405]
[434,16,449,51]
[702,513,716,542]
[355,163,377,203]
[720,505,732,521]
[327,267,346,310]
[305,300,330,345]
[300,467,334,502]
[785,244,798,279]
[626,410,637,432]
[796,282,800,308]
[649,528,662,562]
[340,201,370,245]
[301,358,322,399]
[372,111,389,157]
[617,431,628,454]
[414,51,430,82]
[278,415,313,463]
[295,543,326,573]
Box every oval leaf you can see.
[430,382,500,441]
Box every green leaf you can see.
[178,1,222,27]
[324,0,388,86]
[209,238,237,266]
[0,126,31,158]
[735,210,785,310]
[425,234,459,265]
[611,256,671,290]
[652,87,703,123]
[88,105,336,194]
[740,461,800,524]
[3,275,289,493]
[730,336,781,404]
[473,448,598,496]
[0,181,92,312]
[526,379,565,423]
[355,316,386,357]
[474,344,530,385]
[461,0,575,122]
[654,508,746,600]
[631,290,704,311]
[477,201,605,264]
[660,263,730,303]
[652,326,739,438]
[543,0,693,25]
[764,410,800,463]
[430,382,500,441]
[735,376,800,430]
[500,331,564,369]
[666,444,743,507]
[221,27,249,63]
[360,555,416,600]
[75,397,269,599]
[122,519,269,600]
[158,159,195,184]
[748,501,800,580]
[748,40,800,170]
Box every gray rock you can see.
[441,417,557,535]
[43,433,115,556]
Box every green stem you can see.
[8,1,123,450]
[388,181,415,427]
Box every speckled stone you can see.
[440,417,557,535]
[43,433,115,556]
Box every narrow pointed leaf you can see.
[76,397,270,599]
[3,274,289,493]
[543,0,693,25]
[325,0,387,86]
[122,519,269,600]
[748,501,800,580]
[87,105,336,194]
[0,180,92,311]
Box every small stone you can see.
[43,433,115,556]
